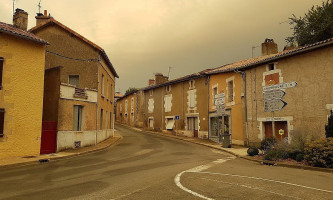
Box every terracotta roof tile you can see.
[207,38,333,74]
[0,21,48,45]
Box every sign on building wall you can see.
[263,71,297,112]
[214,93,225,115]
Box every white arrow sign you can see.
[264,99,288,112]
[263,81,298,92]
[263,90,286,100]
[214,93,225,106]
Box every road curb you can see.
[117,123,333,174]
[0,135,123,169]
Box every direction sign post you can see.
[214,93,225,115]
[264,99,287,112]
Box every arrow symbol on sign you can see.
[263,90,286,100]
[264,99,288,112]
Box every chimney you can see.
[13,9,28,30]
[35,10,51,26]
[148,79,155,86]
[261,38,278,56]
[155,73,168,85]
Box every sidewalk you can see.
[118,124,333,174]
[0,132,122,169]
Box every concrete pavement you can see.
[118,123,333,174]
[0,132,122,169]
[0,125,332,199]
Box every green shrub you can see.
[264,149,278,161]
[260,137,277,152]
[295,154,304,162]
[247,147,259,156]
[304,138,333,168]
[326,110,333,138]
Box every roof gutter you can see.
[0,29,48,45]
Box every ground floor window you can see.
[209,112,231,143]
[73,105,83,131]
[166,117,175,130]
[148,118,154,129]
[264,121,288,141]
[100,109,103,129]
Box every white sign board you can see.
[263,89,286,100]
[264,99,287,112]
[214,93,225,106]
[216,105,225,115]
[263,81,298,92]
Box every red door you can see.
[40,121,57,154]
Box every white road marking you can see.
[174,157,234,200]
[194,171,333,194]
[198,177,302,200]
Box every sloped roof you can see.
[142,68,211,91]
[207,37,333,74]
[29,18,119,78]
[0,21,48,45]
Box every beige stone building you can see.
[243,38,333,144]
[116,90,144,127]
[142,72,209,138]
[30,11,118,152]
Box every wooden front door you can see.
[275,121,288,141]
[188,117,198,137]
[264,121,273,138]
[40,121,57,154]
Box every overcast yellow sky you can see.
[0,0,325,92]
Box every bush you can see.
[304,138,333,168]
[247,147,259,156]
[264,149,278,161]
[260,137,277,152]
[295,154,304,162]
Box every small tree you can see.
[124,87,138,96]
[286,0,333,46]
[326,110,333,138]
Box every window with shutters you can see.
[227,80,234,103]
[0,58,3,90]
[189,90,196,108]
[189,80,195,89]
[100,109,103,129]
[101,74,105,96]
[73,105,83,131]
[125,100,128,114]
[166,85,171,92]
[131,97,134,113]
[164,95,172,112]
[212,86,218,97]
[0,109,4,137]
[69,75,79,88]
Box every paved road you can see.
[0,125,332,200]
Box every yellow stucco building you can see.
[0,9,47,159]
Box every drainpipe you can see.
[234,69,249,146]
[207,76,210,140]
[95,54,101,145]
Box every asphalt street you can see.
[0,125,332,200]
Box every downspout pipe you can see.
[234,69,249,146]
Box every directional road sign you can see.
[216,105,225,115]
[263,89,286,100]
[263,81,298,92]
[264,99,288,112]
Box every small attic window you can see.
[268,63,275,71]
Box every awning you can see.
[166,119,175,130]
